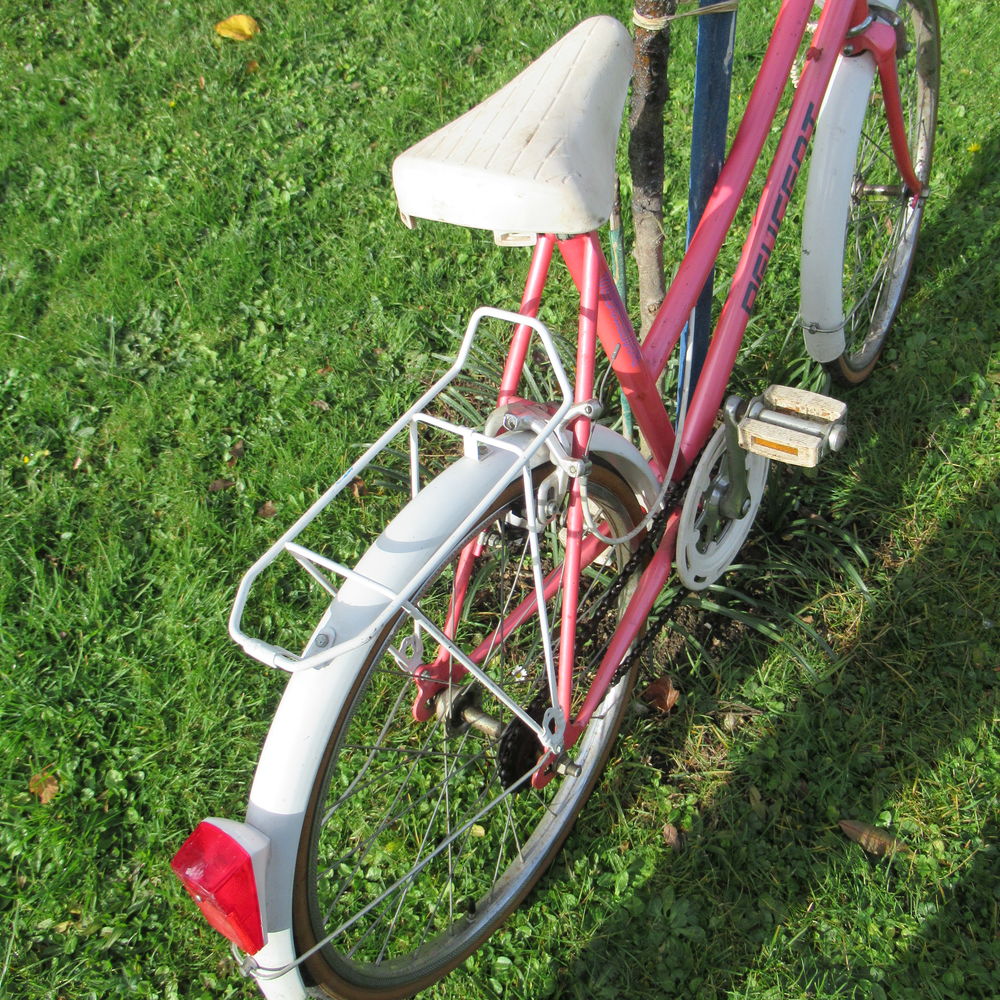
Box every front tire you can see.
[800,0,940,385]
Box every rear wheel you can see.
[293,465,643,999]
[801,0,940,385]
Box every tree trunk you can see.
[629,1,677,339]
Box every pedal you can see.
[737,385,847,468]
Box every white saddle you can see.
[392,16,632,245]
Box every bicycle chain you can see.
[496,460,699,788]
[599,461,698,687]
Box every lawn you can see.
[0,1,996,998]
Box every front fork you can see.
[847,3,923,200]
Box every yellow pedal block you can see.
[737,386,847,468]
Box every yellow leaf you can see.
[215,14,260,41]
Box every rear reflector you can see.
[171,818,269,954]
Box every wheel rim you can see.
[836,0,939,379]
[294,467,641,997]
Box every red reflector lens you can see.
[171,821,265,954]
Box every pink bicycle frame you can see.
[415,0,920,778]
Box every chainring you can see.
[675,423,768,590]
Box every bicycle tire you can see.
[291,462,643,999]
[800,0,940,385]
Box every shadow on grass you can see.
[524,123,999,1000]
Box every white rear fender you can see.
[239,425,653,996]
[587,423,660,512]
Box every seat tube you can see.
[555,235,602,720]
[557,234,677,475]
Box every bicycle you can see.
[171,2,939,997]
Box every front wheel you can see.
[292,464,643,999]
[800,0,940,385]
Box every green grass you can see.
[1,1,997,998]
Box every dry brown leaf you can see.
[226,440,245,466]
[310,399,331,412]
[662,823,683,852]
[257,499,278,519]
[838,819,910,857]
[245,59,260,74]
[641,675,680,714]
[29,770,58,805]
[351,477,367,500]
[215,14,260,41]
[208,478,235,492]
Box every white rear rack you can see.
[228,307,575,674]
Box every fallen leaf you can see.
[662,823,683,852]
[310,399,330,411]
[350,477,367,499]
[245,59,260,74]
[208,478,235,492]
[29,770,58,805]
[257,499,278,518]
[838,819,910,858]
[226,440,245,466]
[641,675,680,714]
[215,14,260,41]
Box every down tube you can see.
[678,0,860,463]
